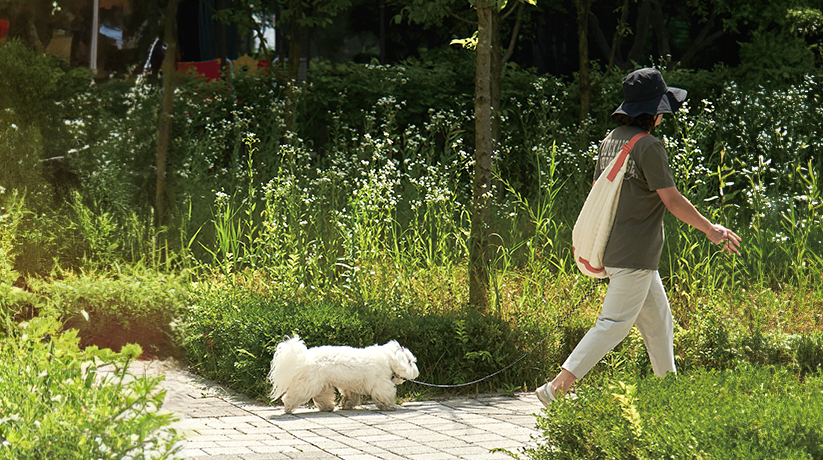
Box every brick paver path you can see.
[133,361,543,459]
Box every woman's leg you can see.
[561,267,655,380]
[538,268,656,407]
[633,271,676,377]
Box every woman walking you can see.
[537,68,742,406]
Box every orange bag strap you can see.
[605,132,650,182]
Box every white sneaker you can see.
[535,382,556,408]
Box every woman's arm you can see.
[656,186,741,255]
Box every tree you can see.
[396,0,535,312]
[280,0,352,130]
[574,0,726,142]
[155,0,180,228]
[574,0,593,141]
[471,0,494,311]
[580,0,818,73]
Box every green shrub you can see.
[520,365,823,460]
[368,301,533,391]
[28,267,187,358]
[608,308,823,379]
[0,39,91,216]
[301,52,474,150]
[178,278,539,399]
[0,317,180,459]
[178,281,372,397]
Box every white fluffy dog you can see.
[268,335,419,413]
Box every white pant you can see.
[563,267,676,379]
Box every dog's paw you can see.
[374,402,396,411]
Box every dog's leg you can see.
[339,390,361,410]
[312,386,336,412]
[282,391,312,414]
[371,382,398,411]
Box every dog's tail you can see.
[268,335,308,401]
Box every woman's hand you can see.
[706,224,742,256]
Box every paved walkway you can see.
[134,361,543,460]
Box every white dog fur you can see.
[268,335,419,413]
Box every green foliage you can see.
[738,29,816,86]
[0,317,181,459]
[0,267,187,356]
[32,267,186,326]
[0,39,64,126]
[1,37,820,287]
[375,303,531,390]
[0,189,39,328]
[0,43,168,273]
[178,279,372,397]
[659,77,823,287]
[787,7,823,65]
[0,40,820,419]
[0,188,24,277]
[724,0,822,86]
[519,365,823,460]
[0,39,91,215]
[214,0,351,33]
[595,305,823,378]
[301,52,474,150]
[178,93,474,299]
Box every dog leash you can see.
[401,278,607,388]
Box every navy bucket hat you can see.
[612,68,688,118]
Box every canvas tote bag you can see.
[573,132,649,278]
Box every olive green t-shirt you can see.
[593,125,676,270]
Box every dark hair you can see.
[613,113,656,132]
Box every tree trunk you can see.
[625,0,654,64]
[156,0,180,228]
[491,7,502,155]
[285,0,302,132]
[575,0,592,151]
[501,3,524,64]
[469,1,493,312]
[214,0,228,62]
[652,0,671,59]
[590,0,630,69]
[379,0,386,64]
